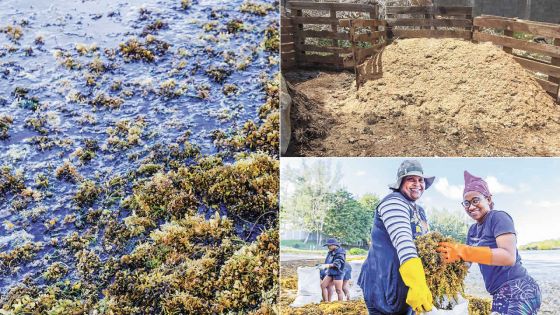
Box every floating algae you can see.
[415,232,468,310]
[0,0,279,313]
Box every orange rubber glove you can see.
[436,242,492,265]
[399,257,433,313]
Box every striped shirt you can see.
[378,197,418,265]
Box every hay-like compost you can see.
[285,38,560,157]
[415,232,468,309]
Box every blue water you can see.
[0,0,278,295]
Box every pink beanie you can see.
[463,171,491,197]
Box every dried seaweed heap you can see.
[415,232,468,310]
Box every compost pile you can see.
[286,38,560,157]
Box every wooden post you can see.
[503,29,514,54]
[330,8,339,69]
[294,8,304,67]
[553,38,560,103]
[349,20,360,90]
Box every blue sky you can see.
[281,157,560,246]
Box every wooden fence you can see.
[281,16,296,70]
[285,1,378,70]
[386,6,473,40]
[340,19,387,89]
[473,15,560,101]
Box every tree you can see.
[280,159,342,246]
[428,208,470,242]
[323,191,380,246]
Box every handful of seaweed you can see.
[415,232,468,310]
[465,294,492,315]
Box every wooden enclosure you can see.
[283,1,378,70]
[473,15,560,101]
[386,6,473,40]
[281,2,560,101]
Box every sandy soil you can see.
[284,38,560,157]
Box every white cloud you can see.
[355,171,366,177]
[434,177,463,200]
[485,176,515,194]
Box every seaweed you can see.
[0,165,26,197]
[240,1,274,16]
[0,114,13,139]
[43,262,69,282]
[73,180,101,208]
[205,65,232,83]
[0,242,44,275]
[2,25,23,42]
[226,19,244,34]
[55,161,82,183]
[90,92,124,109]
[415,232,468,309]
[465,294,492,315]
[181,0,192,10]
[119,38,155,62]
[264,24,279,52]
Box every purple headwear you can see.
[463,171,491,197]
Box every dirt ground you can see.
[284,38,560,157]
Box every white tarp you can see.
[348,259,365,300]
[290,266,323,307]
[426,295,469,315]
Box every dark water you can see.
[0,0,277,294]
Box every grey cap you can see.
[389,160,435,190]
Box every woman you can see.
[319,238,346,302]
[321,262,352,302]
[437,171,541,315]
[358,160,434,314]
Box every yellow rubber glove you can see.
[436,242,492,265]
[399,257,433,313]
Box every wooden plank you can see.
[330,9,339,59]
[281,25,295,31]
[281,52,296,59]
[386,6,472,16]
[298,61,352,70]
[474,16,560,39]
[281,35,294,43]
[297,44,353,54]
[551,38,560,84]
[287,1,377,13]
[281,42,295,52]
[299,54,343,65]
[474,32,560,59]
[513,55,560,77]
[386,18,472,28]
[535,77,559,95]
[302,30,350,40]
[391,29,472,39]
[340,19,387,28]
[503,29,514,54]
[355,45,383,64]
[354,31,386,42]
[292,17,340,25]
